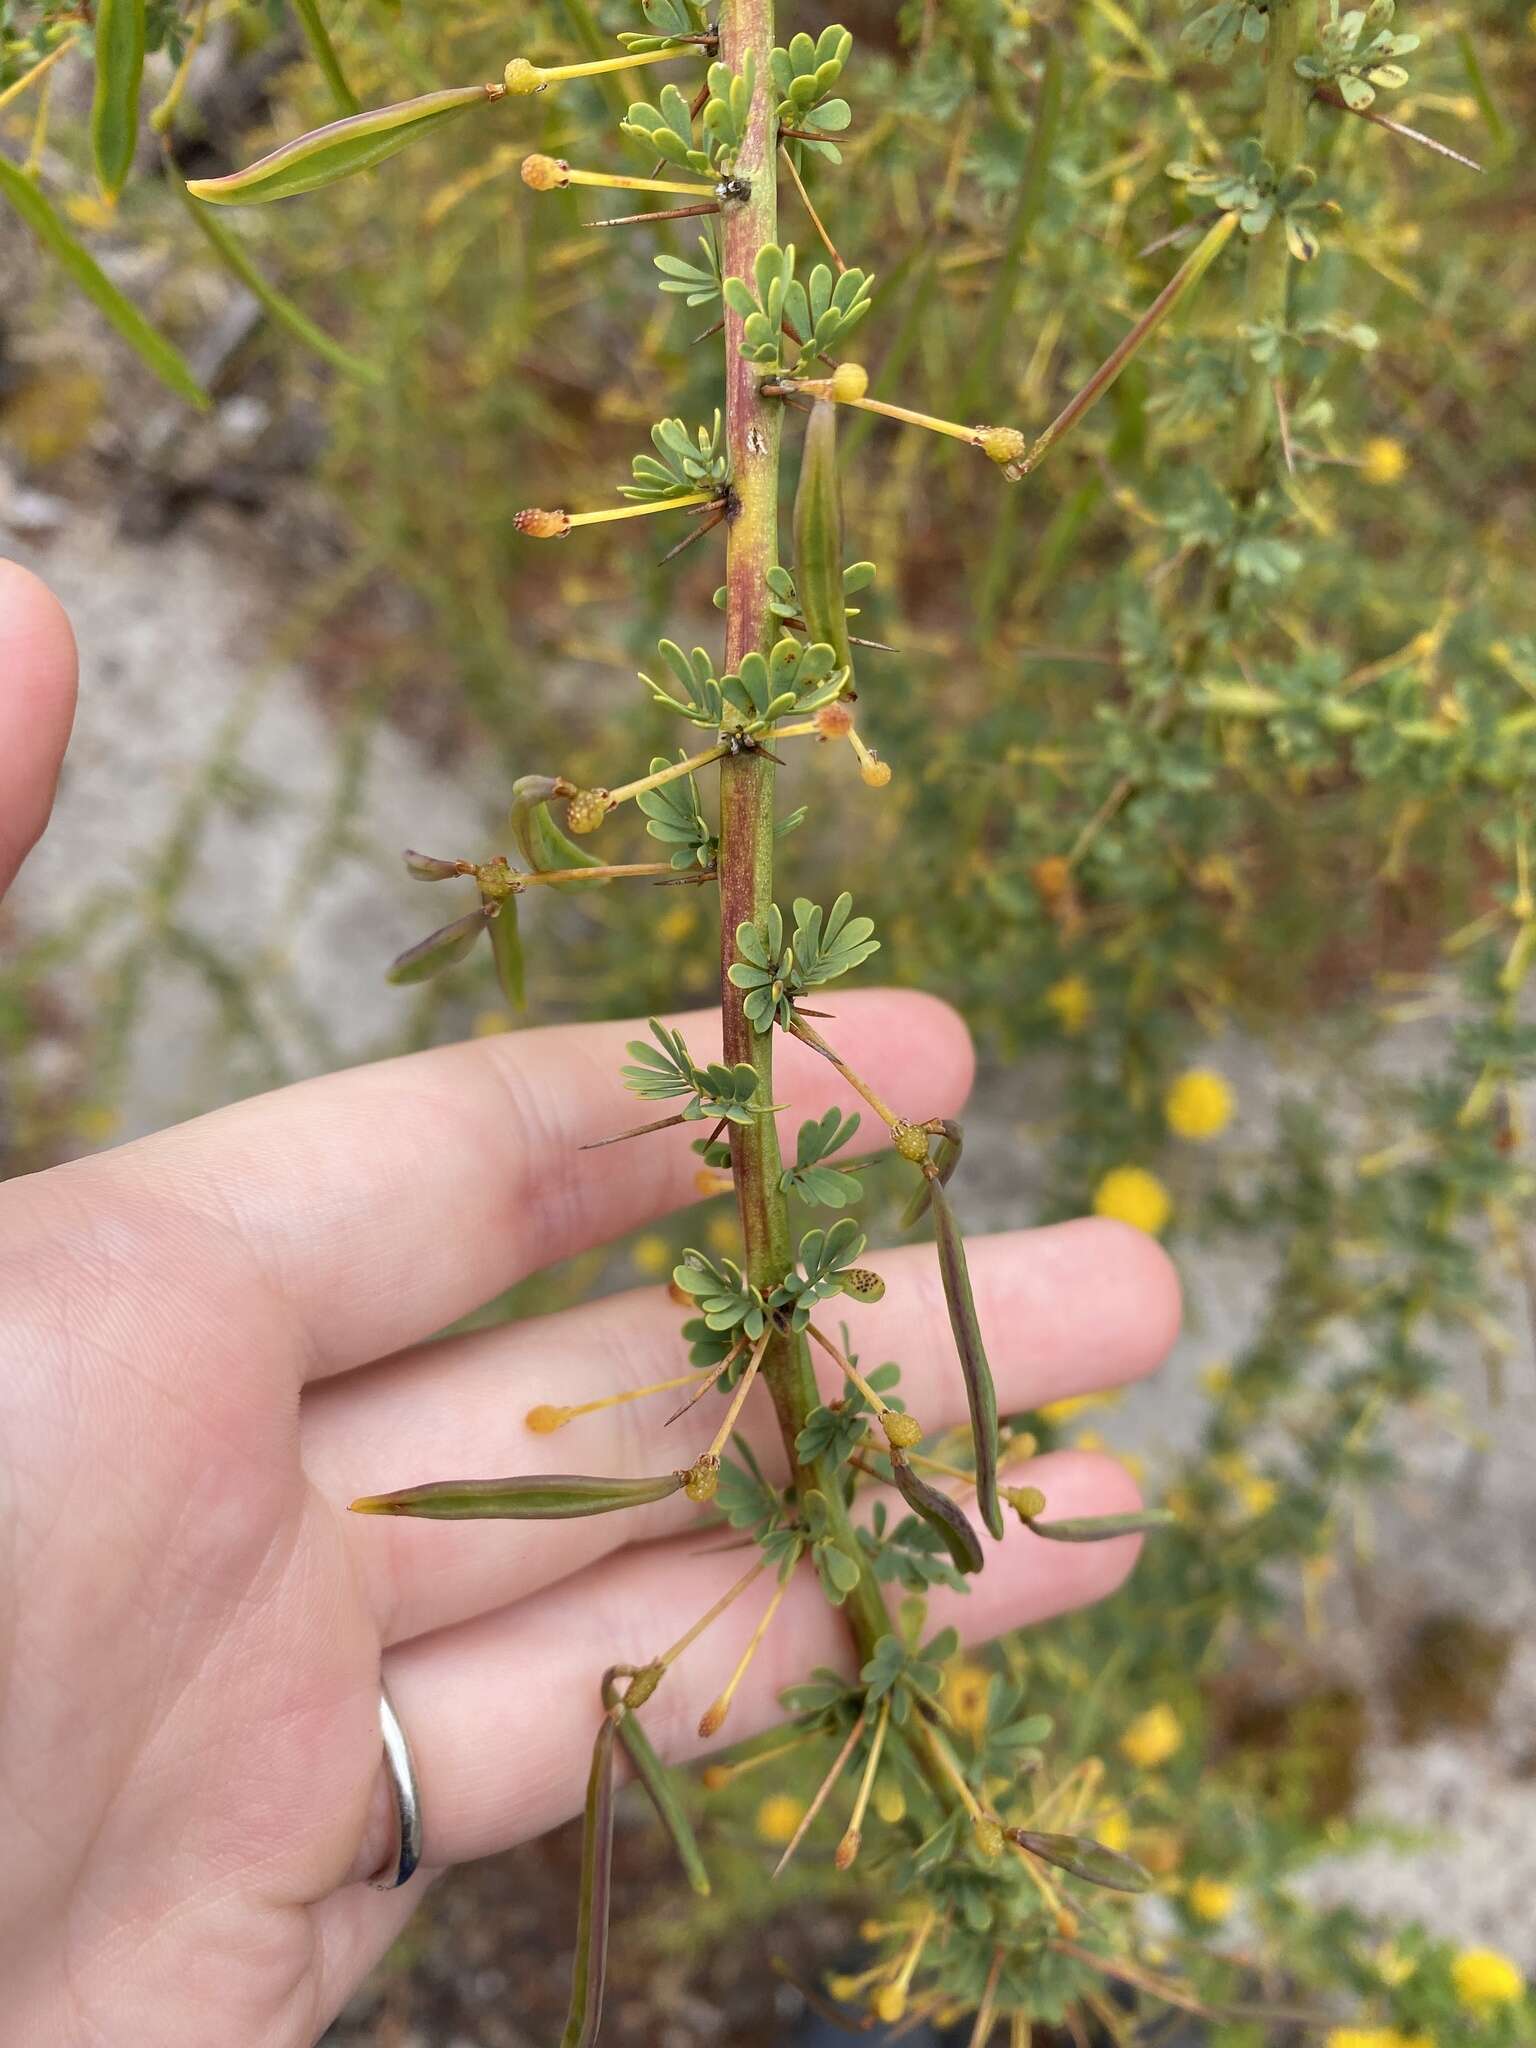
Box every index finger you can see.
[5,989,972,1378]
[0,560,78,894]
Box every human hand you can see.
[0,563,1180,2047]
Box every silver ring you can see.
[367,1682,423,1891]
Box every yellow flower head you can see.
[1119,1701,1183,1769]
[1362,435,1409,485]
[1165,1068,1235,1141]
[943,1661,993,1739]
[755,1793,805,1845]
[1096,1804,1131,1853]
[1325,2031,1433,2048]
[1093,1165,1173,1235]
[1452,1946,1523,2011]
[1045,974,1094,1035]
[1187,1875,1236,1923]
[630,1232,671,1276]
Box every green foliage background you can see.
[3,0,1535,2037]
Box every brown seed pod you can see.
[521,151,568,190]
[514,505,572,538]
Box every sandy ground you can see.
[5,494,1535,2027]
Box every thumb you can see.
[0,560,78,898]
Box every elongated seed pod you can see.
[1007,1828,1152,1894]
[488,898,525,1010]
[510,775,605,888]
[792,399,853,676]
[929,1180,1004,1541]
[602,1671,712,1897]
[900,1120,964,1228]
[187,86,498,206]
[385,907,490,985]
[91,0,145,201]
[561,1713,617,2048]
[1024,1508,1175,1544]
[0,155,207,406]
[350,1470,686,1519]
[890,1456,984,1575]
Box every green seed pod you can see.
[385,907,490,985]
[792,398,853,677]
[891,1120,931,1165]
[930,1179,1004,1542]
[488,898,526,1011]
[349,1470,686,1519]
[186,86,499,206]
[901,1119,963,1228]
[601,1671,711,1897]
[1007,1828,1153,1894]
[1025,1508,1176,1544]
[511,774,605,889]
[91,0,145,202]
[561,1713,616,2048]
[889,1454,984,1575]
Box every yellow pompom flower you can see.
[1119,1702,1183,1769]
[1093,1165,1172,1235]
[1362,436,1409,485]
[1164,1068,1235,1140]
[1187,1875,1236,1923]
[1096,1805,1131,1853]
[630,1233,671,1276]
[1044,974,1094,1035]
[943,1662,993,1738]
[1325,2032,1433,2048]
[1452,1946,1523,2012]
[755,1794,805,1845]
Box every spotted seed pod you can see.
[891,1119,931,1165]
[973,1818,1005,1860]
[503,58,545,94]
[521,152,568,190]
[515,506,573,538]
[684,1454,721,1502]
[880,1409,921,1450]
[566,788,612,835]
[976,425,1028,467]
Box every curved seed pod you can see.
[601,1670,712,1897]
[890,1455,984,1575]
[561,1713,617,2048]
[403,849,464,881]
[1008,1828,1153,1894]
[488,898,526,1011]
[187,86,498,206]
[510,775,604,889]
[900,1119,964,1228]
[930,1180,1004,1541]
[1024,1508,1175,1544]
[385,906,490,985]
[170,166,381,383]
[792,399,853,677]
[0,156,208,408]
[350,1470,685,1518]
[91,0,145,201]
